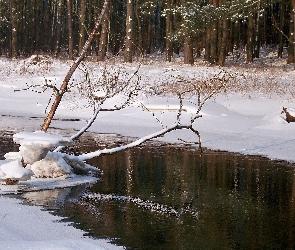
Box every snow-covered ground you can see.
[1,53,295,249]
[0,195,122,250]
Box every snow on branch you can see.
[77,122,201,161]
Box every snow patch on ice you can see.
[0,160,33,181]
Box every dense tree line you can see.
[0,0,294,65]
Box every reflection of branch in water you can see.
[22,188,72,208]
[82,192,200,219]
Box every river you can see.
[1,131,295,249]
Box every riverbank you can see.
[0,195,123,250]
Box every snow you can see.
[0,196,122,250]
[1,54,295,249]
[13,131,73,147]
[29,151,73,178]
[0,160,33,181]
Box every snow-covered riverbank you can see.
[0,195,122,250]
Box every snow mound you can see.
[0,160,33,181]
[29,152,73,178]
[1,131,98,180]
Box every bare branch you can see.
[140,103,166,129]
[54,101,106,152]
[76,123,201,161]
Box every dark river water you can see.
[1,131,295,249]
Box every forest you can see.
[0,0,294,66]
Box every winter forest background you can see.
[1,0,295,66]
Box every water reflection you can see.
[0,131,18,159]
[19,184,91,209]
[58,145,295,250]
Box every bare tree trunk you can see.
[10,0,18,58]
[165,0,173,62]
[292,0,295,68]
[54,0,63,57]
[218,19,229,66]
[182,0,193,64]
[78,0,87,54]
[32,1,41,53]
[217,0,229,66]
[67,0,74,60]
[135,0,143,55]
[293,1,295,67]
[204,28,211,61]
[146,13,152,54]
[209,0,219,64]
[183,36,194,64]
[254,7,260,58]
[43,0,53,53]
[98,0,110,61]
[210,21,218,64]
[287,8,294,63]
[278,0,286,58]
[233,20,240,52]
[41,0,110,132]
[124,0,134,62]
[246,13,254,63]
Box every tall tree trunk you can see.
[97,0,110,61]
[218,19,229,66]
[10,0,18,58]
[43,0,53,53]
[247,13,254,63]
[145,13,152,54]
[33,1,41,54]
[278,0,286,58]
[209,24,218,64]
[209,0,219,64]
[79,0,87,54]
[182,0,193,64]
[292,0,295,68]
[165,0,173,62]
[204,28,211,61]
[288,0,295,64]
[288,5,294,63]
[67,0,74,60]
[55,0,63,57]
[124,0,134,63]
[183,36,194,64]
[233,20,240,51]
[135,0,143,55]
[254,7,260,58]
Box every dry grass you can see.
[147,66,295,100]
